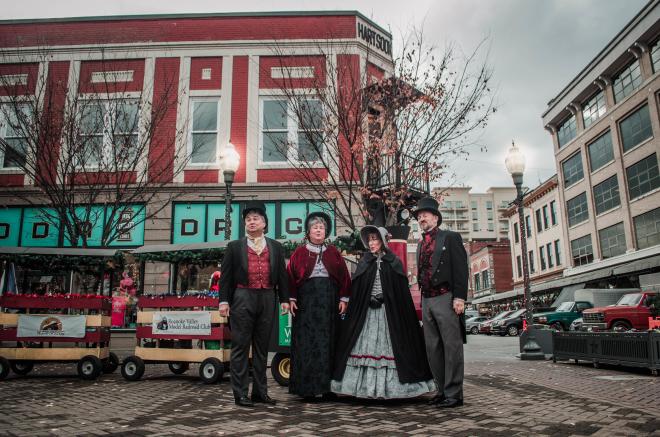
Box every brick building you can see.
[468,240,513,301]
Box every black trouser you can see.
[229,288,276,399]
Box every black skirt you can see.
[289,277,339,397]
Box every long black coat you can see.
[333,251,432,384]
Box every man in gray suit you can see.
[414,196,468,408]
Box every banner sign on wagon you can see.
[152,311,211,335]
[17,314,86,338]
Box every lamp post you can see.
[505,141,544,360]
[219,141,240,241]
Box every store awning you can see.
[471,289,523,304]
[0,247,120,257]
[132,241,229,254]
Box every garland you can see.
[0,253,124,272]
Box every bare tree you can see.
[261,27,495,231]
[0,45,190,247]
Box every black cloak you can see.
[332,250,432,384]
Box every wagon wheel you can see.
[199,358,223,384]
[0,357,10,380]
[168,362,190,375]
[121,356,145,381]
[102,352,119,374]
[270,353,290,387]
[77,355,103,380]
[10,361,34,375]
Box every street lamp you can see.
[505,140,544,360]
[219,141,240,241]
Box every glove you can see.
[369,293,384,309]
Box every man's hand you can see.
[280,302,290,315]
[338,301,347,315]
[453,299,465,315]
[219,303,230,317]
[289,300,298,317]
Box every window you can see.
[557,114,576,148]
[542,205,549,229]
[516,255,522,278]
[652,40,660,73]
[599,222,626,259]
[588,131,614,172]
[528,250,535,273]
[474,273,480,291]
[612,60,642,103]
[593,175,620,215]
[472,211,478,220]
[260,98,323,164]
[486,201,493,210]
[566,192,589,227]
[472,223,479,232]
[488,222,494,232]
[634,207,660,250]
[525,215,532,238]
[554,239,562,265]
[550,201,557,225]
[189,99,220,164]
[626,154,660,200]
[78,99,139,168]
[0,103,30,169]
[539,246,546,271]
[487,211,493,220]
[571,234,594,266]
[546,242,554,268]
[620,105,653,152]
[582,91,606,128]
[513,222,520,243]
[482,271,490,289]
[471,201,477,210]
[535,209,543,233]
[562,152,584,187]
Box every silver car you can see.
[466,316,489,335]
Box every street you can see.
[0,335,658,436]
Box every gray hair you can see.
[307,216,328,232]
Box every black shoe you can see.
[251,394,276,405]
[437,398,463,408]
[321,392,338,401]
[427,394,446,405]
[235,396,255,407]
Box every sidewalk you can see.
[0,336,657,436]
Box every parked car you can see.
[465,309,479,320]
[532,301,593,331]
[569,317,583,331]
[465,316,489,335]
[581,291,659,332]
[492,308,526,336]
[479,311,513,335]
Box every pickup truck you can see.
[581,292,658,331]
[532,301,593,331]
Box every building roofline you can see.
[542,0,659,119]
[0,10,392,38]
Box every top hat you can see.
[413,196,443,224]
[242,200,268,226]
[305,211,332,239]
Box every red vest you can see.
[239,245,272,289]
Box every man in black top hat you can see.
[219,200,290,407]
[414,196,468,408]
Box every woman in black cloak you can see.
[331,226,434,399]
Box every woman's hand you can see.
[338,301,347,315]
[289,300,298,317]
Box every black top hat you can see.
[413,196,442,224]
[305,211,332,239]
[242,200,268,226]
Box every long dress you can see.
[288,243,351,397]
[331,253,435,399]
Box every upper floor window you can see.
[582,90,606,128]
[260,97,323,165]
[566,192,589,227]
[550,200,557,225]
[599,222,626,259]
[0,103,30,169]
[542,205,549,229]
[562,152,584,187]
[535,209,543,233]
[626,153,660,200]
[619,104,653,153]
[513,222,520,243]
[652,40,660,73]
[486,201,493,210]
[634,207,660,250]
[612,60,642,103]
[516,255,522,278]
[189,98,220,164]
[78,99,139,168]
[525,215,532,238]
[471,201,477,210]
[593,175,621,215]
[554,239,562,265]
[587,131,614,172]
[557,114,576,148]
[482,271,490,288]
[571,234,594,267]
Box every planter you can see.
[520,328,554,355]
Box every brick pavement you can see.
[0,336,658,436]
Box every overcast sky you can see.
[1,0,649,192]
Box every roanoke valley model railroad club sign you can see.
[152,311,211,336]
[17,314,86,338]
